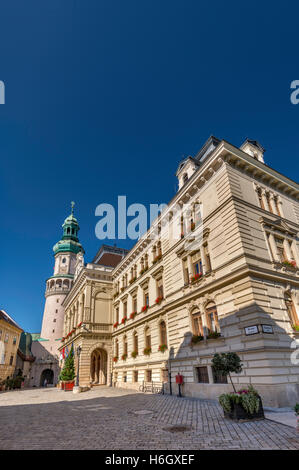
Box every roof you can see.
[92,244,129,267]
[0,310,22,331]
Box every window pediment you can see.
[259,216,298,237]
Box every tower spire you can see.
[71,201,75,215]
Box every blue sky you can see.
[0,1,299,332]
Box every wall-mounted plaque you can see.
[261,324,274,334]
[245,325,259,336]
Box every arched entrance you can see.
[40,369,54,386]
[90,348,107,384]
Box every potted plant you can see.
[282,260,297,269]
[121,317,127,324]
[212,352,264,420]
[158,344,168,352]
[131,351,138,358]
[207,331,221,339]
[144,347,151,356]
[155,296,163,305]
[130,312,137,320]
[113,321,119,328]
[59,345,75,391]
[121,353,127,361]
[113,356,118,363]
[141,305,148,313]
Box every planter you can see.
[224,396,264,421]
[63,381,75,392]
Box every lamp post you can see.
[75,346,82,387]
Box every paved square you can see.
[0,386,299,450]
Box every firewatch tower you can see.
[30,203,84,387]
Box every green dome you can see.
[53,202,84,255]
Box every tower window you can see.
[62,258,66,263]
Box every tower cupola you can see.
[53,202,84,256]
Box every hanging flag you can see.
[62,347,65,359]
[65,346,69,358]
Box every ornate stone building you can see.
[58,136,299,407]
[30,203,84,387]
[0,310,23,382]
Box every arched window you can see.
[205,302,220,333]
[145,326,151,349]
[133,331,138,353]
[159,321,167,345]
[285,293,299,327]
[192,311,204,336]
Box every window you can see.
[133,332,138,353]
[212,366,228,384]
[160,321,167,345]
[115,307,119,323]
[123,336,128,356]
[203,243,211,272]
[274,197,281,216]
[123,372,127,383]
[196,366,209,383]
[156,278,164,299]
[183,259,189,284]
[275,237,288,263]
[115,339,119,357]
[9,355,14,366]
[285,294,299,327]
[13,337,17,345]
[52,329,55,333]
[62,258,66,263]
[183,173,188,184]
[144,289,149,307]
[146,369,152,382]
[133,296,137,313]
[206,303,220,333]
[57,299,59,303]
[123,301,127,316]
[133,370,138,382]
[55,309,58,313]
[53,318,56,323]
[192,312,204,336]
[192,253,202,275]
[4,333,8,343]
[145,327,151,349]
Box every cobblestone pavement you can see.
[0,386,299,450]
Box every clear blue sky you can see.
[1,1,299,333]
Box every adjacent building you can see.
[0,310,23,382]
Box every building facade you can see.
[58,136,299,407]
[0,310,23,382]
[30,203,84,387]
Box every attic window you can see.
[183,173,188,184]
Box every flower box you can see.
[62,380,74,392]
[129,277,137,285]
[282,260,297,269]
[219,387,264,421]
[190,273,202,283]
[77,322,82,328]
[155,296,163,305]
[113,322,119,328]
[130,312,137,320]
[121,317,127,324]
[131,351,138,358]
[153,254,162,264]
[191,334,204,344]
[121,354,127,361]
[139,267,148,276]
[158,344,168,352]
[142,305,149,313]
[207,331,221,339]
[144,347,151,356]
[113,356,118,363]
[190,222,195,231]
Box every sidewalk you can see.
[264,407,298,429]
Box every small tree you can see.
[59,346,75,382]
[212,352,243,392]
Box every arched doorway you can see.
[40,369,54,386]
[90,348,107,384]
